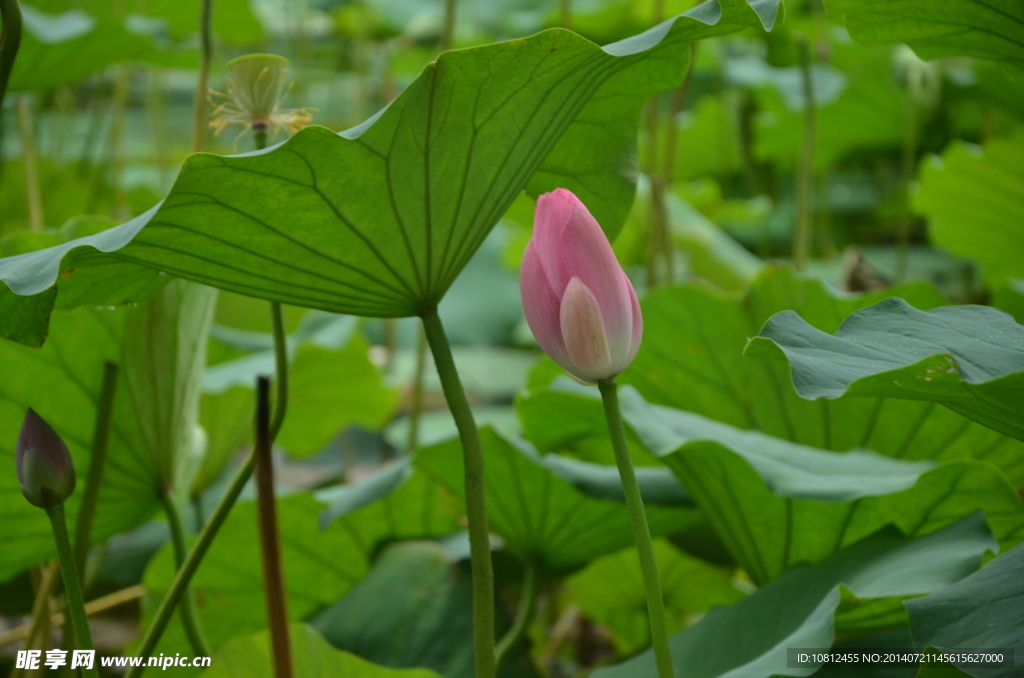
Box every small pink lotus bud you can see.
[16,409,76,508]
[520,188,642,384]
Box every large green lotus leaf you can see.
[202,623,442,678]
[6,5,172,92]
[566,539,745,656]
[745,299,1024,442]
[662,442,1023,586]
[906,543,1024,678]
[121,281,217,498]
[0,225,168,348]
[914,132,1024,288]
[141,471,461,664]
[0,307,160,583]
[828,0,1024,67]
[594,513,995,678]
[415,427,700,572]
[618,266,1024,485]
[0,288,55,347]
[0,0,779,338]
[310,541,534,678]
[518,382,1019,584]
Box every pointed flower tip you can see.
[522,188,643,383]
[17,409,76,509]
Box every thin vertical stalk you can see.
[792,35,816,272]
[254,377,293,678]
[383,318,397,375]
[10,562,59,678]
[560,0,572,29]
[249,130,293,678]
[0,0,21,110]
[421,309,495,678]
[160,494,211,656]
[407,324,427,452]
[494,563,537,670]
[896,94,917,282]
[45,504,99,678]
[597,379,673,678]
[16,95,43,231]
[660,44,696,187]
[268,301,288,439]
[644,96,664,289]
[109,65,130,220]
[648,43,696,288]
[441,0,456,52]
[126,454,256,677]
[193,0,212,153]
[147,69,169,190]
[0,0,20,197]
[73,361,119,577]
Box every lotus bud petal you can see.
[16,409,76,508]
[520,188,643,383]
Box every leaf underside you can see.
[0,0,779,345]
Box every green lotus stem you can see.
[253,128,268,151]
[192,0,212,153]
[11,561,59,678]
[45,504,99,678]
[896,90,918,282]
[495,563,537,670]
[0,0,21,110]
[73,361,119,577]
[254,377,294,678]
[598,379,674,678]
[126,451,256,678]
[110,65,130,219]
[269,301,289,439]
[407,325,427,452]
[441,0,456,51]
[160,494,211,656]
[792,33,816,273]
[421,309,495,678]
[16,95,43,231]
[560,0,572,29]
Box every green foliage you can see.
[203,312,397,458]
[519,383,1024,584]
[594,514,995,678]
[0,307,159,582]
[915,132,1024,288]
[619,267,1024,484]
[906,543,1024,676]
[311,541,533,678]
[0,0,778,337]
[142,472,461,661]
[121,280,217,496]
[566,539,744,655]
[830,0,1024,67]
[747,298,1024,441]
[7,5,169,92]
[201,623,442,678]
[415,427,701,572]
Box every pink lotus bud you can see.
[16,409,76,508]
[520,188,642,384]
